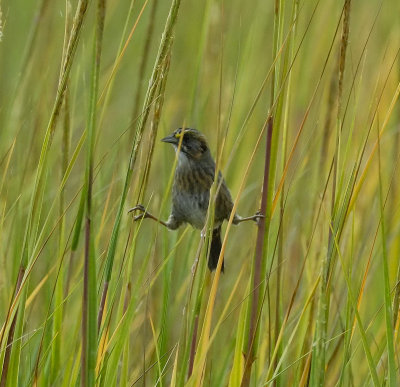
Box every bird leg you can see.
[128,204,181,230]
[128,205,169,228]
[233,211,265,225]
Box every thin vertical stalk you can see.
[50,90,70,383]
[377,122,397,385]
[274,0,298,381]
[148,54,172,385]
[177,228,209,385]
[391,66,400,329]
[242,1,282,385]
[0,268,24,387]
[81,0,105,386]
[241,116,273,387]
[310,1,351,385]
[51,0,72,381]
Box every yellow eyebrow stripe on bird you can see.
[174,130,184,138]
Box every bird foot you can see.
[127,204,150,221]
[254,211,265,224]
[128,204,145,213]
[234,211,265,225]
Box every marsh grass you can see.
[1,0,400,386]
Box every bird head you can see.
[161,128,210,160]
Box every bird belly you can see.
[172,189,209,229]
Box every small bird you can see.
[129,128,262,271]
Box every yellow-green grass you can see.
[0,0,399,385]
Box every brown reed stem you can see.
[241,115,273,387]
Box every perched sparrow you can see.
[129,128,262,271]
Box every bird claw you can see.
[254,211,265,224]
[128,204,149,222]
[127,204,146,214]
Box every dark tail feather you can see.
[208,226,224,272]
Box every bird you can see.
[128,128,262,271]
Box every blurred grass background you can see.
[0,0,400,385]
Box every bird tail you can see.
[208,226,224,272]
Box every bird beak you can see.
[161,134,178,144]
